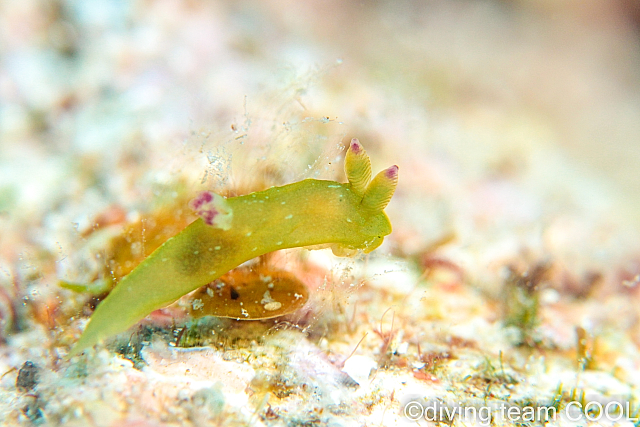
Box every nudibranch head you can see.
[345,139,398,212]
[330,139,399,255]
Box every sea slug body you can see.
[68,139,398,357]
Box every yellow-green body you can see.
[69,140,398,357]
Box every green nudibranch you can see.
[68,139,398,357]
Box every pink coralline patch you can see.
[350,138,362,153]
[385,165,399,179]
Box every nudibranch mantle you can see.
[68,139,398,357]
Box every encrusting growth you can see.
[68,139,398,357]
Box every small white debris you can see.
[396,342,409,355]
[285,214,293,219]
[261,291,282,311]
[264,302,282,311]
[622,274,639,288]
[342,355,377,385]
[412,361,426,370]
[540,288,560,304]
[241,308,249,317]
[206,287,214,297]
[192,299,204,310]
[260,291,275,304]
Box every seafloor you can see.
[2,1,640,426]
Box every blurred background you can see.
[2,1,640,424]
[2,0,640,213]
[3,0,640,287]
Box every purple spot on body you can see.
[190,191,213,210]
[350,138,362,154]
[385,165,399,179]
[200,208,218,226]
[190,192,221,226]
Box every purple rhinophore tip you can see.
[350,138,362,154]
[385,165,399,179]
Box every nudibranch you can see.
[68,139,398,357]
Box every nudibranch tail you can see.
[362,165,399,212]
[189,191,233,230]
[345,138,372,197]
